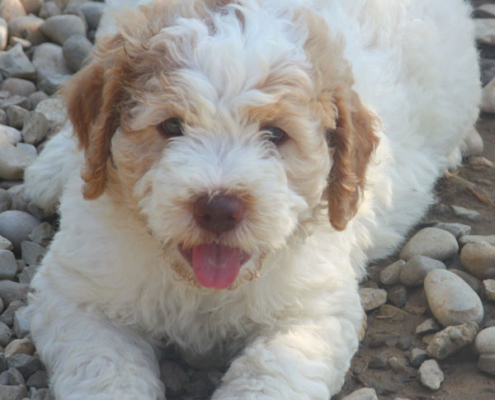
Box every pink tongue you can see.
[192,244,242,289]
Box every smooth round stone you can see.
[62,34,93,72]
[449,269,482,296]
[418,360,444,390]
[8,15,47,45]
[478,353,495,376]
[0,125,21,145]
[0,43,36,80]
[39,2,62,20]
[41,15,87,45]
[0,142,35,180]
[359,288,387,311]
[425,269,483,327]
[0,210,41,254]
[0,18,7,51]
[484,279,495,301]
[0,78,36,97]
[79,2,106,31]
[35,97,66,129]
[0,0,26,22]
[19,0,43,15]
[28,91,48,109]
[400,228,458,261]
[459,235,495,247]
[475,327,495,354]
[342,388,378,400]
[380,260,405,286]
[400,255,446,287]
[460,242,495,279]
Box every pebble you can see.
[0,281,29,306]
[483,279,495,301]
[416,318,442,335]
[0,143,35,180]
[28,92,48,109]
[21,111,49,145]
[426,322,478,360]
[32,43,72,95]
[0,18,7,50]
[26,370,47,389]
[4,338,35,358]
[35,98,66,129]
[400,228,458,261]
[160,361,189,397]
[388,355,411,374]
[449,269,483,296]
[369,352,389,369]
[8,15,46,45]
[6,354,41,380]
[79,2,106,31]
[424,269,483,327]
[1,78,36,98]
[21,241,46,266]
[478,353,495,376]
[0,385,28,400]
[0,44,36,80]
[434,222,471,238]
[63,34,93,72]
[0,354,6,374]
[460,242,495,279]
[13,309,29,338]
[359,288,387,311]
[0,189,12,213]
[18,265,36,284]
[19,0,43,15]
[0,249,18,280]
[0,125,21,145]
[17,142,37,158]
[475,19,495,46]
[6,105,29,130]
[0,210,41,253]
[39,3,62,20]
[29,222,54,247]
[0,321,12,346]
[459,234,495,247]
[0,0,26,22]
[8,184,28,212]
[451,205,480,221]
[380,260,405,286]
[341,388,378,400]
[409,348,428,368]
[400,255,446,287]
[0,95,30,111]
[387,285,407,308]
[42,15,87,45]
[6,368,24,386]
[461,128,484,157]
[418,360,444,390]
[0,109,6,125]
[475,327,495,354]
[0,300,25,326]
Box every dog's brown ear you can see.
[326,90,378,231]
[64,35,129,200]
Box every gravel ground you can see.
[0,1,494,400]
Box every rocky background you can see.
[0,1,493,400]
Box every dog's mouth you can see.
[178,244,252,289]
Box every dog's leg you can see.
[212,289,363,400]
[27,283,165,400]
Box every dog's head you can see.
[64,0,378,289]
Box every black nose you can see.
[193,195,245,234]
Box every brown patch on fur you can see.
[299,8,379,230]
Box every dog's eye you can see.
[263,126,287,145]
[158,118,184,137]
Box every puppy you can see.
[24,0,480,399]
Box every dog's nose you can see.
[193,195,244,234]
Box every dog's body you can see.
[24,1,480,399]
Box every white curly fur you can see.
[23,0,480,399]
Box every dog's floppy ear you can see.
[326,90,378,231]
[64,35,129,200]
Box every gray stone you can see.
[13,309,29,339]
[341,388,378,400]
[0,18,7,50]
[4,338,35,358]
[39,2,62,20]
[451,205,480,221]
[483,279,495,301]
[0,321,12,346]
[0,300,25,326]
[6,354,41,379]
[35,98,66,128]
[7,184,28,212]
[21,111,49,145]
[79,2,106,30]
[29,223,54,247]
[0,296,3,314]
[400,255,446,287]
[0,109,6,125]
[8,15,46,45]
[26,370,47,389]
[0,95,30,111]
[32,43,71,95]
[0,385,27,400]
[416,318,442,335]
[28,92,48,109]
[0,354,6,374]
[460,242,495,279]
[380,260,405,286]
[418,360,444,390]
[0,235,13,251]
[0,210,41,254]
[426,322,478,360]
[0,143,35,180]
[475,327,495,354]
[30,387,54,400]
[0,44,36,80]
[424,269,483,327]
[6,105,29,130]
[17,265,37,284]
[19,0,43,15]
[0,281,29,306]
[478,353,495,376]
[20,241,46,265]
[6,368,24,386]
[0,249,18,280]
[0,0,26,22]
[400,228,458,261]
[63,34,93,72]
[387,285,407,308]
[160,361,189,397]
[16,143,37,158]
[0,189,12,213]
[459,234,495,247]
[434,222,471,238]
[369,351,389,369]
[1,78,36,97]
[450,269,483,296]
[359,288,387,311]
[42,15,86,45]
[388,355,411,374]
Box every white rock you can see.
[451,205,480,221]
[424,269,483,327]
[0,44,36,80]
[4,338,35,358]
[459,235,495,247]
[341,388,378,400]
[434,222,471,238]
[16,142,37,158]
[0,142,35,180]
[400,227,458,262]
[0,18,7,51]
[359,288,387,311]
[483,279,495,301]
[400,255,446,287]
[418,360,444,390]
[0,210,41,254]
[0,0,26,22]
[0,125,21,145]
[475,19,495,45]
[42,14,86,45]
[475,327,495,354]
[416,318,442,335]
[478,353,495,376]
[35,97,66,129]
[460,242,495,279]
[21,111,49,145]
[380,260,405,286]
